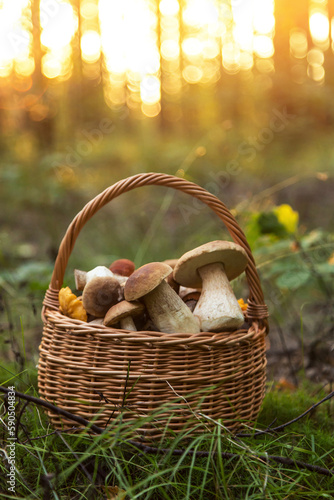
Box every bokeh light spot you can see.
[183,65,203,83]
[309,11,329,45]
[141,101,161,117]
[81,30,101,63]
[254,35,274,58]
[159,0,179,17]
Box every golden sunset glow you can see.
[253,0,275,35]
[183,0,219,28]
[98,0,160,115]
[290,29,308,59]
[0,0,332,115]
[159,0,179,17]
[230,0,274,70]
[254,35,275,59]
[0,0,31,77]
[309,10,330,45]
[40,0,77,80]
[81,30,101,64]
[307,6,329,84]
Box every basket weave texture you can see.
[38,173,269,440]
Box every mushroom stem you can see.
[74,269,87,291]
[120,316,137,331]
[143,279,200,334]
[193,262,244,331]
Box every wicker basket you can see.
[38,172,269,440]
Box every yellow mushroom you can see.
[59,287,87,322]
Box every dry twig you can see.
[0,386,333,477]
[237,390,334,437]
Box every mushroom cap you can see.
[182,290,201,302]
[178,286,201,300]
[103,300,144,326]
[86,266,114,283]
[124,262,172,301]
[162,258,178,269]
[82,276,121,317]
[109,258,135,277]
[173,240,248,288]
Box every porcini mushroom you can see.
[86,265,114,282]
[89,318,104,325]
[162,258,178,269]
[74,269,87,291]
[179,286,201,300]
[74,265,127,290]
[103,300,144,330]
[160,260,180,292]
[173,241,248,331]
[180,289,201,313]
[109,258,135,277]
[82,275,121,317]
[124,262,200,334]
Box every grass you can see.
[0,360,333,499]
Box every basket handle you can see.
[44,172,268,325]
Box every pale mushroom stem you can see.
[74,269,87,291]
[120,316,137,331]
[193,262,244,331]
[144,280,200,334]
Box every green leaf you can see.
[257,212,288,237]
[275,270,311,290]
[315,262,334,274]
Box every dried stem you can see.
[237,390,334,437]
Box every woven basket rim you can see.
[42,308,267,347]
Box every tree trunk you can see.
[70,0,84,127]
[31,0,43,89]
[30,0,55,148]
[274,0,295,75]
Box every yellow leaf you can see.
[59,287,87,322]
[316,172,328,181]
[104,486,127,499]
[276,378,297,392]
[274,204,299,234]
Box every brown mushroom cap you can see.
[124,262,172,301]
[103,300,144,326]
[109,258,135,277]
[179,286,201,300]
[162,258,178,269]
[173,240,248,288]
[182,290,201,302]
[82,276,121,317]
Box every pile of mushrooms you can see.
[59,241,249,333]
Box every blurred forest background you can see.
[0,0,333,382]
